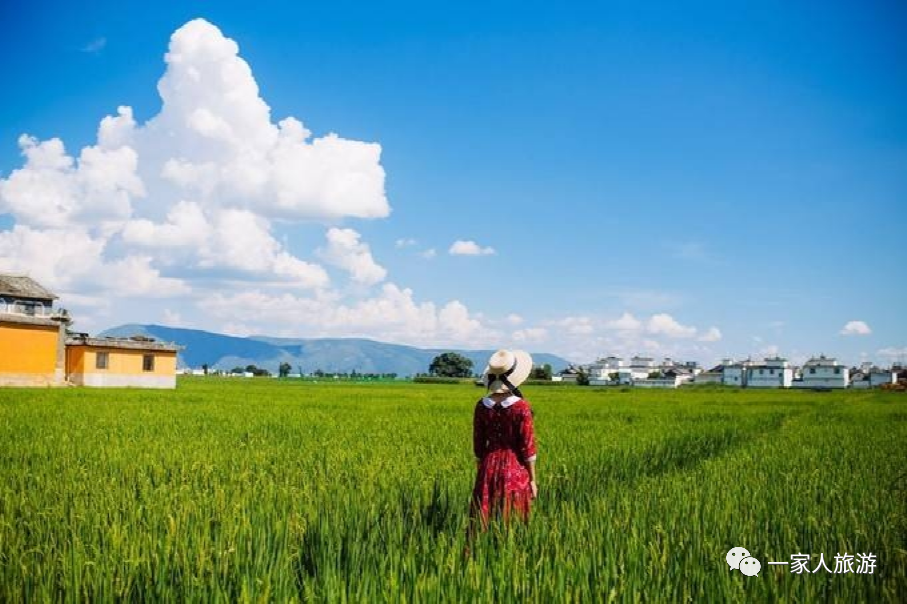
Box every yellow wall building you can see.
[1,274,179,389]
[0,316,66,386]
[0,275,67,387]
[65,336,179,389]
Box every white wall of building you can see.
[795,357,849,389]
[869,371,895,387]
[723,366,747,387]
[746,368,794,388]
[71,373,176,389]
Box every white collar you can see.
[482,395,521,408]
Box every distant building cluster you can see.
[0,275,180,389]
[556,354,900,390]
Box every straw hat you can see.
[483,349,533,394]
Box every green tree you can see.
[576,369,590,386]
[278,362,292,378]
[429,352,474,378]
[530,364,553,380]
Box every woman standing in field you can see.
[470,349,538,529]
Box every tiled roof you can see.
[0,275,57,301]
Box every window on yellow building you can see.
[143,354,155,371]
[96,352,109,370]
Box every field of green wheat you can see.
[0,379,905,602]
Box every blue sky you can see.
[0,0,904,365]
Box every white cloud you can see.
[0,17,394,317]
[198,284,499,348]
[840,320,872,336]
[121,204,329,287]
[605,312,642,331]
[698,327,722,342]
[318,228,387,285]
[552,316,595,335]
[532,311,723,363]
[505,313,524,326]
[449,240,495,256]
[421,248,437,259]
[513,327,548,343]
[395,238,417,248]
[0,225,188,298]
[646,313,697,338]
[0,134,143,230]
[641,339,663,352]
[162,308,184,326]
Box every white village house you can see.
[745,356,794,389]
[693,366,724,384]
[792,355,850,389]
[588,356,633,386]
[850,368,896,389]
[561,351,896,390]
[721,359,752,387]
[633,368,696,389]
[584,356,699,388]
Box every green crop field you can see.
[0,379,905,602]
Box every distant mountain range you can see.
[98,324,571,376]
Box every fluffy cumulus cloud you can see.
[553,316,596,335]
[198,284,498,347]
[646,313,697,338]
[0,19,434,334]
[840,320,872,336]
[0,134,145,230]
[605,312,642,331]
[449,240,495,256]
[318,228,386,285]
[0,19,387,301]
[0,225,187,298]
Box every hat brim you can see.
[483,349,533,394]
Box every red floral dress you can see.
[470,397,537,526]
